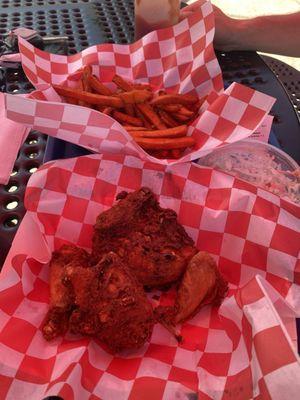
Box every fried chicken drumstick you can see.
[155,252,228,334]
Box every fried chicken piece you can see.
[174,251,228,323]
[92,187,197,287]
[42,244,89,341]
[154,251,228,332]
[66,252,154,352]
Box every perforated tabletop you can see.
[0,0,134,52]
[0,0,299,268]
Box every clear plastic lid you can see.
[197,139,300,204]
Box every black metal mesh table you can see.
[0,0,299,268]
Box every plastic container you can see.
[197,139,300,204]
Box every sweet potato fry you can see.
[136,103,166,130]
[132,83,152,91]
[123,126,148,131]
[102,107,113,115]
[124,104,135,116]
[178,106,194,117]
[77,79,88,107]
[152,94,198,106]
[135,136,195,150]
[134,106,153,129]
[132,125,187,138]
[118,90,153,105]
[53,85,123,108]
[113,111,144,127]
[82,65,92,92]
[172,113,190,122]
[158,104,181,112]
[158,110,178,128]
[112,74,132,91]
[88,75,113,96]
[53,71,203,159]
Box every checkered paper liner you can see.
[4,2,275,165]
[0,152,299,400]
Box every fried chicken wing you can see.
[66,252,154,352]
[92,187,197,287]
[42,244,89,340]
[174,251,228,323]
[154,251,228,332]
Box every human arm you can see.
[180,1,300,57]
[213,8,300,57]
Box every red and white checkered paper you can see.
[1,1,299,398]
[0,152,300,400]
[4,2,275,165]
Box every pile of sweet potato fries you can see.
[53,66,206,158]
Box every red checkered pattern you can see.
[0,153,299,399]
[5,81,275,166]
[4,3,275,165]
[18,3,221,92]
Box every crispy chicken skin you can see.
[43,248,154,352]
[43,189,228,352]
[174,251,228,323]
[66,252,154,352]
[155,251,228,330]
[42,244,89,340]
[92,187,197,287]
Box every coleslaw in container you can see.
[197,139,300,204]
